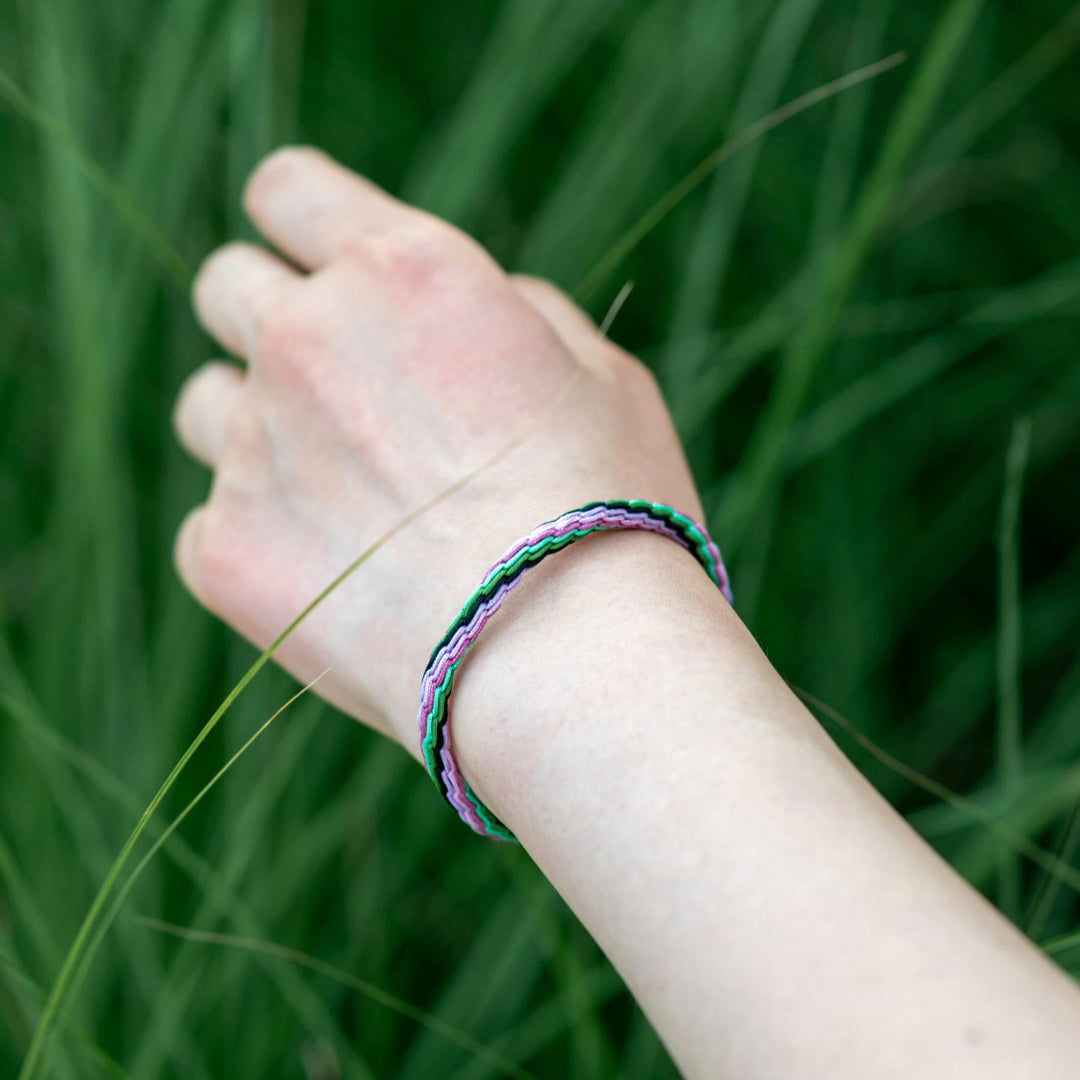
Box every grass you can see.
[1,0,1079,1076]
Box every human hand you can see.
[174,146,702,752]
[171,152,1080,1080]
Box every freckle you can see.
[962,1025,984,1046]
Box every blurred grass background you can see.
[1,0,1079,1075]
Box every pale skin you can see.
[174,146,1080,1079]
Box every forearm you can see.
[176,147,1080,1079]
[451,531,1080,1080]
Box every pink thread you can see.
[419,505,730,831]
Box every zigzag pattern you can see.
[418,500,733,841]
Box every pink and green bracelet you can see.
[417,499,733,841]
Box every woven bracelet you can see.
[417,499,733,841]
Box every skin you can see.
[175,146,1080,1079]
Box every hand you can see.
[174,146,701,751]
[174,150,1080,1080]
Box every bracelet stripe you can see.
[418,500,732,841]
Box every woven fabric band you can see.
[417,499,733,841]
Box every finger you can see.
[192,241,300,359]
[510,275,614,372]
[173,504,207,598]
[243,146,419,270]
[173,361,245,467]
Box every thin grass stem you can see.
[0,69,192,291]
[996,419,1032,919]
[0,949,136,1080]
[574,52,906,302]
[717,0,986,547]
[17,366,583,1080]
[134,918,537,1080]
[794,686,1080,899]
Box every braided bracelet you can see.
[417,499,733,841]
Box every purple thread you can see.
[419,505,731,836]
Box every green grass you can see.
[1,0,1079,1076]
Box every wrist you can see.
[444,528,753,829]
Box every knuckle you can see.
[632,354,660,386]
[174,508,201,584]
[177,360,234,405]
[511,274,565,304]
[221,404,269,464]
[618,352,662,395]
[363,219,460,280]
[192,241,254,307]
[255,293,322,370]
[172,363,218,444]
[244,145,327,214]
[185,504,244,612]
[171,368,202,437]
[194,240,244,281]
[191,247,226,308]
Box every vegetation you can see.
[1,0,1079,1075]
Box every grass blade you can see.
[795,687,1080,899]
[996,418,1032,919]
[574,51,907,301]
[717,0,987,547]
[16,361,583,1078]
[924,2,1080,162]
[135,919,538,1080]
[0,70,192,290]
